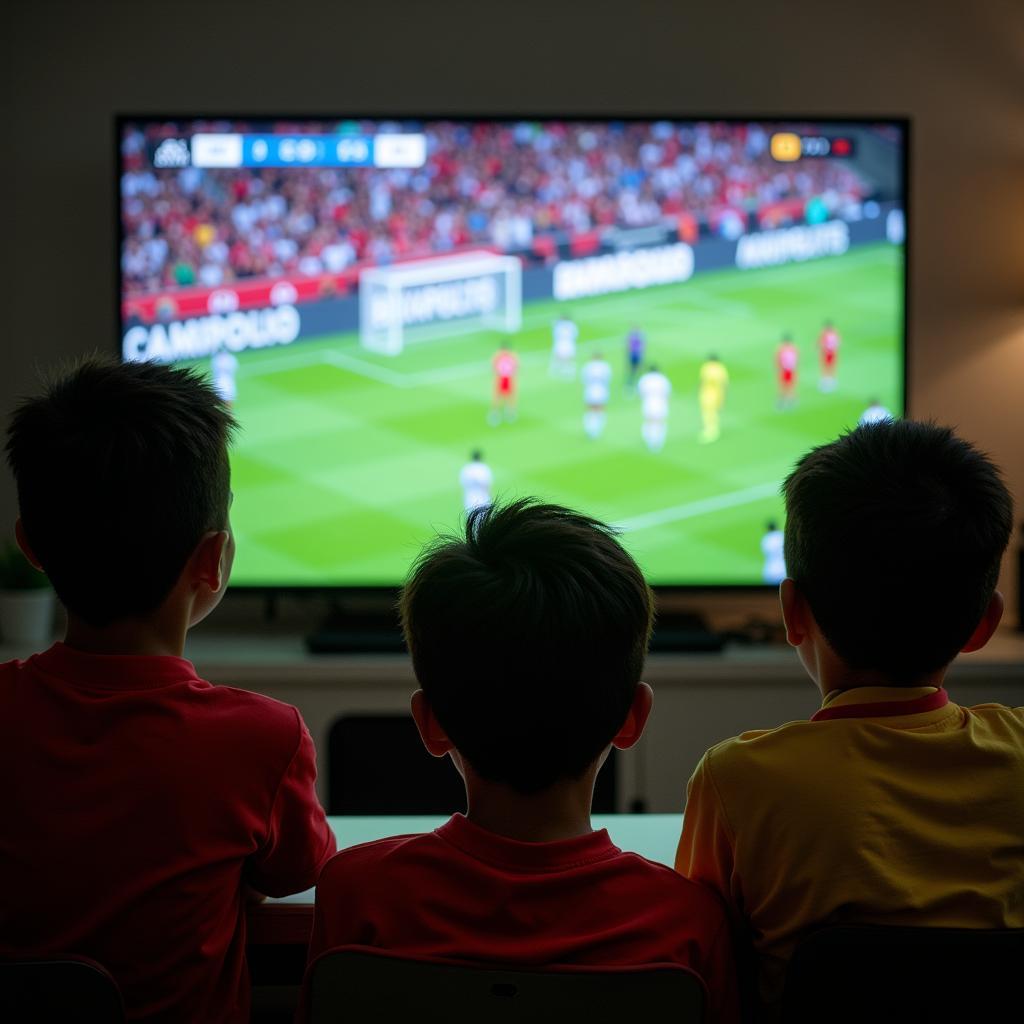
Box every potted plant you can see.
[0,542,56,648]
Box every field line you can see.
[244,331,633,389]
[240,347,417,387]
[402,332,627,386]
[614,480,780,533]
[323,351,410,386]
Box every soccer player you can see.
[625,325,646,392]
[459,450,493,513]
[776,333,799,409]
[698,353,729,443]
[211,346,239,405]
[637,364,671,452]
[581,352,613,439]
[550,312,579,379]
[818,320,840,392]
[490,344,519,425]
[859,398,893,425]
[761,520,786,584]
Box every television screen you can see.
[119,117,906,587]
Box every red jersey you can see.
[0,643,335,1023]
[309,814,738,1023]
[819,329,840,357]
[777,343,798,373]
[493,349,519,382]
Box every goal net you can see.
[359,251,522,355]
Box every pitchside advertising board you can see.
[122,205,904,364]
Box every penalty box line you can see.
[614,481,780,534]
[240,331,629,389]
[224,274,745,389]
[240,347,533,389]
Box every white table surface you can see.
[267,814,682,905]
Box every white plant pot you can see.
[0,589,56,648]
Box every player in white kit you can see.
[859,399,893,425]
[637,365,671,452]
[761,520,786,584]
[211,348,239,405]
[459,450,493,513]
[550,313,579,378]
[581,353,612,439]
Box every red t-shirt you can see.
[309,814,738,1022]
[0,643,336,1023]
[819,329,839,356]
[493,350,518,382]
[777,344,798,374]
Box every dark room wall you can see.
[5,0,1023,618]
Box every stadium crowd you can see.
[121,121,870,296]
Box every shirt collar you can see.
[27,642,201,691]
[435,813,620,873]
[812,685,950,722]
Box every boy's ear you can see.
[191,530,230,594]
[780,577,809,647]
[960,590,1004,654]
[611,681,653,750]
[411,690,454,758]
[14,518,43,571]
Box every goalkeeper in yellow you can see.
[698,353,729,443]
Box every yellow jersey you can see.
[699,360,729,393]
[675,686,1024,1011]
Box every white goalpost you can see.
[358,251,522,355]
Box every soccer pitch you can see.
[217,242,904,587]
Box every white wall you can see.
[4,0,1023,617]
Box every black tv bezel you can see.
[114,113,911,601]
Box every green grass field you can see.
[209,242,904,586]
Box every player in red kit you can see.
[489,344,519,425]
[776,334,799,409]
[818,320,840,392]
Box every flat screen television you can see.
[118,116,907,589]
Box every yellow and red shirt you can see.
[675,686,1024,1011]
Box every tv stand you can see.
[305,605,725,654]
[305,601,406,654]
[649,610,726,653]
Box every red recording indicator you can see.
[831,137,852,156]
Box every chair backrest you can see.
[0,956,125,1023]
[307,946,705,1024]
[781,924,1024,1023]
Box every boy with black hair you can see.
[310,499,738,1021]
[1,358,335,1023]
[676,420,1023,1016]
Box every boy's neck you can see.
[463,770,597,844]
[64,613,188,659]
[816,663,947,698]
